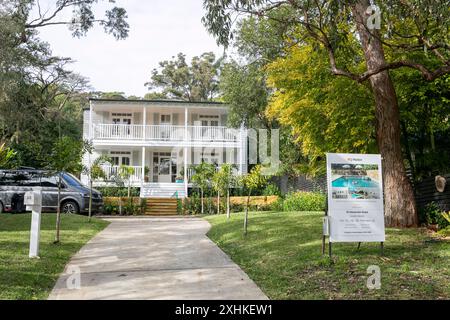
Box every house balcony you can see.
[91,124,242,145]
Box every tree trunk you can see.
[55,174,62,243]
[201,188,204,214]
[353,1,418,227]
[244,192,250,236]
[217,191,220,215]
[88,180,93,222]
[226,189,230,219]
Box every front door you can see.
[158,156,172,183]
[153,152,177,183]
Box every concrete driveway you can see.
[48,217,268,300]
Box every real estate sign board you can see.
[326,153,385,243]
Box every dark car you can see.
[0,170,103,215]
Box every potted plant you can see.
[176,167,185,183]
[176,176,184,183]
[144,166,150,183]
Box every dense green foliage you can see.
[0,1,129,169]
[420,202,450,230]
[145,52,222,102]
[102,198,145,216]
[96,187,141,197]
[276,192,326,212]
[207,1,450,181]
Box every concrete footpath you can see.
[48,217,268,300]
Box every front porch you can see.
[84,145,243,197]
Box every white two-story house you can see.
[81,98,248,198]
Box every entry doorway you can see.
[152,152,177,183]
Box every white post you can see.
[142,105,147,140]
[239,125,245,174]
[25,188,42,259]
[184,107,188,197]
[142,146,146,187]
[89,100,93,140]
[184,147,188,197]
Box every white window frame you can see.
[109,151,133,166]
[110,112,134,125]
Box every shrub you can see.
[262,183,281,196]
[280,191,326,212]
[420,202,450,230]
[102,197,144,216]
[96,187,140,197]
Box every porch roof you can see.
[84,98,227,110]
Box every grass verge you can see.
[205,211,450,300]
[0,213,109,300]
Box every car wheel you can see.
[0,202,3,214]
[61,201,79,215]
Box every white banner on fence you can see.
[326,153,385,243]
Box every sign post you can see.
[324,153,385,257]
[25,188,43,259]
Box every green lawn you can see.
[205,211,450,300]
[0,214,109,300]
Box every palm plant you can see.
[212,164,235,217]
[83,155,112,222]
[0,143,16,169]
[190,162,216,214]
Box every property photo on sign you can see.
[331,164,381,200]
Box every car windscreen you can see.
[62,173,84,188]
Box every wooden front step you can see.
[144,198,179,216]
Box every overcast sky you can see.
[32,0,223,97]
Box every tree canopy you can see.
[145,52,223,102]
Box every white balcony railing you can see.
[101,165,143,182]
[94,124,144,140]
[92,124,241,142]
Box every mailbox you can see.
[25,188,42,212]
[25,191,42,206]
[26,188,43,259]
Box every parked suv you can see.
[0,170,103,215]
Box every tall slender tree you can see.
[203,0,450,227]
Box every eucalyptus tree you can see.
[203,0,450,227]
[145,52,223,102]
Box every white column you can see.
[184,107,188,197]
[142,146,146,186]
[239,125,245,174]
[89,100,93,140]
[184,147,188,197]
[142,106,147,140]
